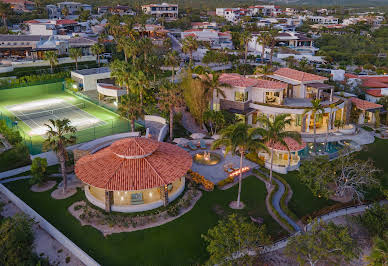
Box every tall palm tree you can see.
[257,31,270,64]
[212,123,268,208]
[158,81,184,140]
[118,93,144,132]
[91,43,105,67]
[239,31,252,64]
[164,50,180,82]
[267,29,279,66]
[139,37,153,61]
[110,60,131,94]
[116,37,130,62]
[252,114,301,185]
[129,70,149,106]
[69,48,82,70]
[43,119,76,193]
[182,35,199,64]
[44,51,58,74]
[0,2,11,30]
[201,72,229,111]
[303,99,325,154]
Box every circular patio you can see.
[75,137,192,213]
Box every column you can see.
[301,114,306,132]
[163,185,169,206]
[247,114,252,125]
[330,89,333,102]
[306,113,311,133]
[340,108,344,122]
[104,190,112,212]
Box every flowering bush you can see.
[187,170,214,191]
[217,176,235,187]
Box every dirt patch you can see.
[69,188,202,236]
[51,188,77,200]
[229,201,245,209]
[30,181,57,193]
[328,183,353,203]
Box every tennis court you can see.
[0,82,141,154]
[6,98,105,136]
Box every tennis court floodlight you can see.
[73,84,77,89]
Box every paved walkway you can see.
[255,168,301,232]
[181,111,207,134]
[302,128,375,145]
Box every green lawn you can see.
[0,83,138,155]
[5,175,286,265]
[281,171,336,219]
[357,138,388,200]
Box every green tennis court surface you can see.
[0,82,139,155]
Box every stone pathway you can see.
[181,111,207,134]
[254,168,301,232]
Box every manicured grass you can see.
[357,138,388,200]
[5,175,286,265]
[281,171,336,219]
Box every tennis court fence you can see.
[0,112,143,155]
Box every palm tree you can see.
[62,6,69,17]
[44,51,58,74]
[118,93,144,132]
[90,43,105,67]
[116,37,130,62]
[158,82,184,140]
[303,99,325,154]
[212,123,268,208]
[139,37,153,61]
[110,60,131,94]
[164,50,180,82]
[43,119,76,193]
[267,29,279,65]
[201,72,229,111]
[129,70,149,106]
[69,48,82,70]
[257,31,270,64]
[239,31,252,64]
[0,2,11,30]
[182,35,199,64]
[252,114,301,185]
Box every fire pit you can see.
[193,151,221,166]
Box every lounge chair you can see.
[199,139,207,149]
[187,141,197,150]
[131,193,144,205]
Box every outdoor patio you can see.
[189,148,258,184]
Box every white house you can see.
[181,29,233,49]
[142,3,178,21]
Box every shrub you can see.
[217,176,235,187]
[355,203,388,237]
[187,170,214,191]
[167,205,180,217]
[29,157,48,185]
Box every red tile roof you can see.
[56,19,78,25]
[351,97,382,111]
[218,73,286,89]
[266,137,306,151]
[75,138,192,191]
[274,68,327,82]
[366,89,382,97]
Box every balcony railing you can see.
[252,97,344,110]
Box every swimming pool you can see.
[299,141,344,158]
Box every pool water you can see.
[299,141,343,158]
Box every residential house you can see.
[25,19,81,35]
[181,29,233,49]
[142,3,178,21]
[306,15,339,25]
[98,5,136,16]
[2,0,35,13]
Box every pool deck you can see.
[188,149,258,184]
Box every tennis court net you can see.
[15,103,86,120]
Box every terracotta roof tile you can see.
[266,137,306,151]
[75,138,192,191]
[366,89,382,97]
[274,68,327,82]
[351,97,383,111]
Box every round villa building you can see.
[75,137,192,213]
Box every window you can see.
[234,91,248,102]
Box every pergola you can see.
[96,83,127,103]
[75,137,192,213]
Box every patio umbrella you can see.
[191,133,206,139]
[173,138,189,145]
